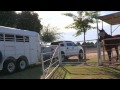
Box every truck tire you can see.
[0,51,3,63]
[3,59,16,74]
[79,50,84,60]
[61,52,65,61]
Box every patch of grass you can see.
[61,54,120,79]
[63,63,120,79]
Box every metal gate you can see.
[41,45,60,79]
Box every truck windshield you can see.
[51,41,62,45]
[51,42,59,45]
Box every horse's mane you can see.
[104,32,112,38]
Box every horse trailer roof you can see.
[0,26,39,36]
[97,12,120,25]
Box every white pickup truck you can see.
[49,41,84,61]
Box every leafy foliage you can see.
[41,25,62,43]
[0,11,17,27]
[63,11,100,36]
[0,11,43,34]
[16,11,43,33]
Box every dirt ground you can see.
[86,48,119,59]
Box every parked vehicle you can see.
[50,41,84,61]
[0,26,41,74]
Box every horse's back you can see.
[104,34,120,47]
[112,34,120,37]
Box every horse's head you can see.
[98,29,106,42]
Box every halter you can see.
[99,21,105,38]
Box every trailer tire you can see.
[3,59,16,74]
[16,57,28,71]
[0,51,3,63]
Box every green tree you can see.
[0,11,17,27]
[63,11,100,59]
[16,11,42,33]
[90,42,95,48]
[41,25,62,44]
[95,41,97,47]
[76,42,81,46]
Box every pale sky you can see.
[35,11,120,43]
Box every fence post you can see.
[41,47,45,79]
[58,44,62,65]
[97,41,102,66]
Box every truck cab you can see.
[51,41,84,61]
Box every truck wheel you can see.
[16,58,28,71]
[3,60,16,74]
[79,50,84,60]
[61,52,65,61]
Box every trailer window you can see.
[5,34,14,41]
[16,35,24,42]
[24,36,29,42]
[0,34,4,41]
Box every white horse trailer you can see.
[0,26,41,74]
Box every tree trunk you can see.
[83,29,86,61]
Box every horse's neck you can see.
[103,34,113,44]
[104,33,113,39]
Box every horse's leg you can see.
[115,46,119,62]
[107,49,112,64]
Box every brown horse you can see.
[98,29,120,64]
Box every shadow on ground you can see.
[0,64,43,79]
[48,66,71,79]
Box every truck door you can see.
[66,42,75,56]
[72,42,78,55]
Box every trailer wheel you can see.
[3,60,16,74]
[16,58,28,71]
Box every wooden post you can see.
[102,40,105,62]
[96,19,102,66]
[110,25,113,59]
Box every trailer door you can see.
[29,36,38,64]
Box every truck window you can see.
[51,42,59,45]
[60,44,64,46]
[66,43,73,46]
[72,42,77,46]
